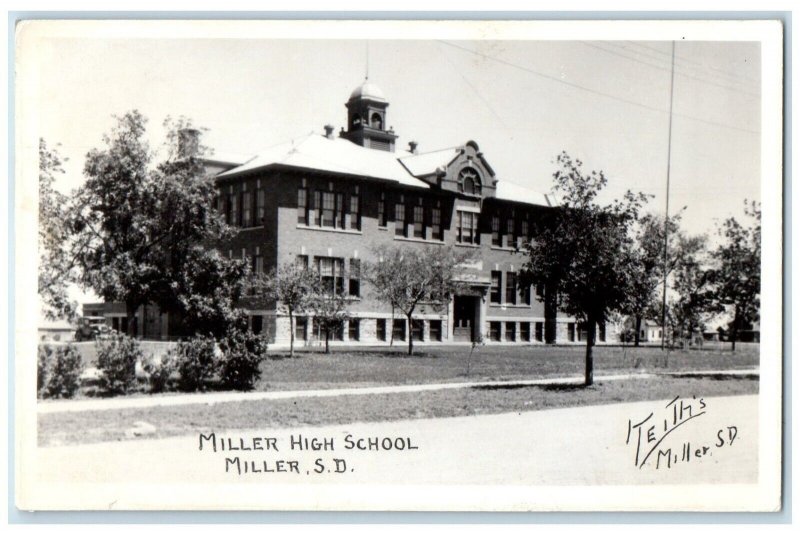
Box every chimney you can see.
[324,124,335,139]
[178,128,200,159]
[408,141,418,154]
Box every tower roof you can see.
[349,80,387,102]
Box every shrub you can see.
[218,328,268,391]
[96,333,142,395]
[141,352,176,394]
[38,344,84,399]
[37,345,51,398]
[170,335,218,392]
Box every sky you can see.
[30,34,761,305]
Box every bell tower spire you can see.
[340,79,398,152]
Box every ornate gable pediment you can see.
[434,140,497,200]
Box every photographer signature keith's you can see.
[626,396,738,470]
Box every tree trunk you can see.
[126,301,137,338]
[325,328,330,354]
[389,305,395,347]
[634,315,642,347]
[288,308,295,357]
[584,317,596,386]
[407,313,414,356]
[731,305,739,352]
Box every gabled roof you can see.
[202,151,251,166]
[216,133,554,207]
[217,133,430,189]
[495,180,552,207]
[399,147,460,177]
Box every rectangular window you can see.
[505,218,515,247]
[296,255,309,269]
[490,271,502,304]
[431,207,442,241]
[520,322,531,342]
[568,322,576,342]
[252,252,263,274]
[332,321,344,341]
[314,191,322,226]
[429,320,442,341]
[321,191,335,228]
[316,318,343,341]
[520,219,529,245]
[535,283,545,299]
[349,193,360,230]
[395,202,406,236]
[492,215,501,246]
[229,193,239,226]
[489,321,501,342]
[297,188,308,225]
[535,321,544,342]
[296,317,308,341]
[257,188,265,223]
[335,192,345,229]
[411,319,424,341]
[348,319,360,341]
[413,204,424,238]
[599,322,606,343]
[521,282,531,305]
[349,259,361,297]
[457,211,478,244]
[505,322,516,342]
[393,319,406,341]
[242,189,253,227]
[378,192,388,227]
[376,319,387,341]
[317,257,345,295]
[505,272,517,305]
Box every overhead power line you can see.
[631,41,760,84]
[580,41,759,98]
[437,40,759,135]
[612,41,759,89]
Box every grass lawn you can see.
[254,343,759,392]
[38,374,758,446]
[55,342,760,399]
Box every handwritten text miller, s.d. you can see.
[626,396,738,470]
[198,432,419,476]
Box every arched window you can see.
[459,168,482,196]
[370,112,383,130]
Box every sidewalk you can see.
[37,368,759,414]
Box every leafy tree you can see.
[307,288,351,354]
[38,139,77,320]
[252,261,318,357]
[622,213,682,346]
[519,151,648,385]
[69,110,244,336]
[710,201,761,351]
[669,234,718,346]
[366,244,473,356]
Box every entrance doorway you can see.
[453,295,479,342]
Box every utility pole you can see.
[660,41,676,350]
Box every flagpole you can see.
[660,41,676,350]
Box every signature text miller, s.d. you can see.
[626,396,738,470]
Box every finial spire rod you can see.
[365,41,369,80]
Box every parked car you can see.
[74,316,109,341]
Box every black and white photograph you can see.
[14,19,783,512]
